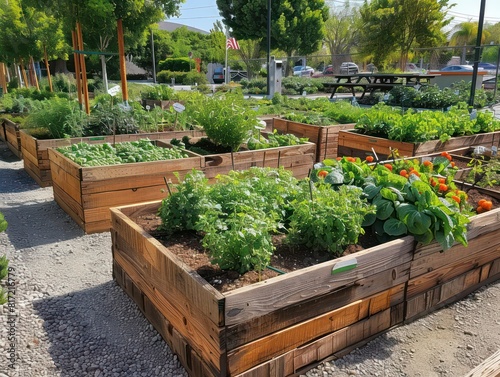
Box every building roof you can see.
[158,21,209,35]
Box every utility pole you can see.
[267,0,271,97]
[469,0,486,109]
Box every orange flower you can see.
[317,170,328,179]
[423,160,433,167]
[384,163,393,171]
[451,195,460,204]
[438,183,448,192]
[399,169,408,177]
[365,156,374,162]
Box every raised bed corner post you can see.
[117,19,129,105]
[76,22,90,115]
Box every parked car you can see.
[339,62,359,74]
[440,65,484,72]
[212,67,225,84]
[478,62,497,74]
[405,63,422,72]
[312,65,334,78]
[293,66,315,77]
[483,77,498,90]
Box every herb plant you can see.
[312,154,471,251]
[158,167,373,274]
[56,139,188,166]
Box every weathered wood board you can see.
[110,198,500,376]
[110,200,414,376]
[338,129,500,160]
[20,129,205,187]
[406,207,500,322]
[3,118,22,158]
[272,118,355,161]
[48,144,203,234]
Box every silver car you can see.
[339,62,359,74]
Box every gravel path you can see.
[0,140,499,377]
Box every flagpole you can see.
[225,28,229,85]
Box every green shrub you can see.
[24,97,88,138]
[141,85,175,100]
[52,73,77,93]
[158,57,192,72]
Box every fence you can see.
[227,45,500,79]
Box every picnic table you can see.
[324,73,440,99]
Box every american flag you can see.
[226,37,240,50]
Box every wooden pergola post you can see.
[76,22,90,114]
[44,46,53,92]
[72,30,83,106]
[30,57,40,91]
[0,63,7,95]
[117,18,128,103]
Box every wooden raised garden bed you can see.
[0,118,6,142]
[200,141,316,182]
[110,200,413,377]
[406,206,500,322]
[110,201,500,376]
[48,141,203,234]
[21,129,205,187]
[272,118,355,161]
[3,118,22,158]
[337,129,500,160]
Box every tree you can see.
[323,2,362,71]
[216,0,329,75]
[359,0,450,69]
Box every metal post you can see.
[267,0,271,97]
[151,29,156,83]
[494,45,500,99]
[469,0,487,109]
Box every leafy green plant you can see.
[141,85,175,101]
[158,167,374,274]
[311,155,471,251]
[187,94,259,151]
[287,184,376,256]
[23,97,88,139]
[56,139,188,166]
[463,155,499,190]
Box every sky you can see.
[167,0,500,34]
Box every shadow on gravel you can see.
[0,200,85,249]
[33,280,184,376]
[0,146,21,163]
[0,167,41,193]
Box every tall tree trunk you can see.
[30,57,40,90]
[19,59,29,88]
[100,54,109,93]
[0,63,7,94]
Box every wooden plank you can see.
[111,205,225,326]
[80,156,202,181]
[407,237,500,298]
[113,247,225,375]
[225,270,407,350]
[338,130,415,158]
[223,236,414,326]
[227,287,401,375]
[81,170,190,195]
[410,226,500,280]
[20,130,38,159]
[405,263,500,322]
[48,148,82,180]
[464,349,500,377]
[414,131,500,156]
[52,182,85,229]
[82,184,168,209]
[50,159,83,205]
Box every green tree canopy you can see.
[323,2,362,70]
[216,0,329,74]
[359,0,450,69]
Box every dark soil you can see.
[131,186,499,294]
[133,214,379,294]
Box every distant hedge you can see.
[158,58,192,72]
[156,70,208,86]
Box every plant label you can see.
[173,103,185,113]
[331,258,358,275]
[108,85,121,96]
